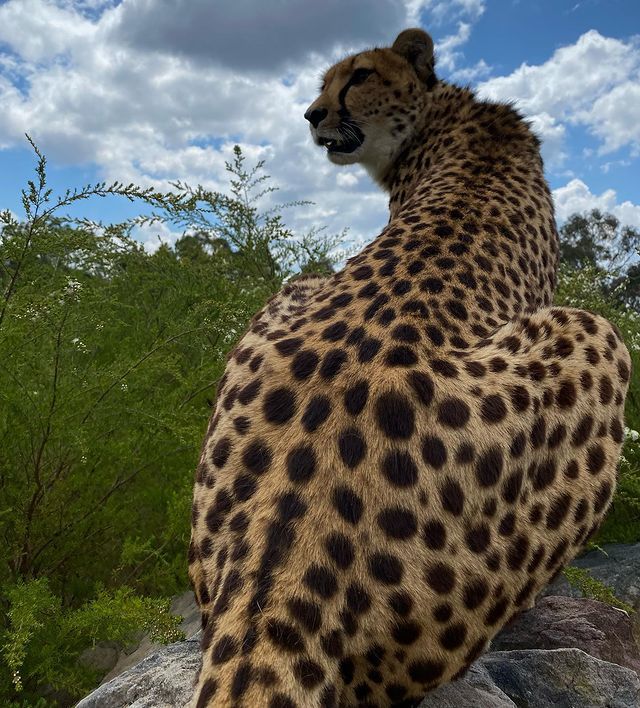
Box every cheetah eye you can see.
[351,68,374,85]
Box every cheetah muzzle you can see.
[188,26,631,708]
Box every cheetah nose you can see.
[304,107,328,128]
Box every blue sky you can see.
[0,0,639,250]
[457,0,639,201]
[463,0,636,71]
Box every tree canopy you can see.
[559,209,640,309]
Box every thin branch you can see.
[30,444,191,569]
[80,327,203,424]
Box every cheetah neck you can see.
[379,82,543,221]
[350,81,559,327]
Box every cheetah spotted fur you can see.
[188,28,632,708]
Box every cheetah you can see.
[188,28,631,707]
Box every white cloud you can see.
[582,81,640,155]
[553,178,640,229]
[60,0,121,14]
[450,58,491,83]
[479,30,637,117]
[404,0,427,23]
[601,158,631,174]
[527,112,568,168]
[478,30,640,164]
[407,0,485,25]
[4,0,636,265]
[336,172,360,188]
[109,0,407,72]
[0,0,95,62]
[436,22,472,73]
[133,220,183,254]
[0,0,410,248]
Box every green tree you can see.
[559,209,640,308]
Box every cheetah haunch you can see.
[188,28,631,707]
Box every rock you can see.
[78,641,120,673]
[477,649,639,708]
[492,595,640,674]
[79,603,640,708]
[419,663,515,707]
[76,635,200,708]
[78,545,640,707]
[546,543,640,610]
[171,590,201,639]
[420,648,640,708]
[100,591,200,684]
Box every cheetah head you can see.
[305,28,436,183]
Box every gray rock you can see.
[100,591,200,684]
[78,641,120,674]
[78,624,640,708]
[479,648,640,708]
[78,544,640,707]
[546,543,640,610]
[492,595,640,674]
[419,647,640,708]
[76,635,200,708]
[171,591,201,639]
[419,663,516,707]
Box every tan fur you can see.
[188,29,631,708]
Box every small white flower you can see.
[71,337,87,352]
[65,278,82,295]
[624,427,639,443]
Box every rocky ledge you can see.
[78,544,640,708]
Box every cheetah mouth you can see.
[318,124,364,154]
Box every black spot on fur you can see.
[338,428,367,468]
[375,391,415,439]
[266,619,305,653]
[377,507,418,540]
[287,444,316,483]
[304,564,338,598]
[368,552,403,584]
[332,485,364,524]
[422,435,448,469]
[263,387,296,424]
[475,447,504,487]
[381,450,418,487]
[344,380,369,415]
[325,532,355,570]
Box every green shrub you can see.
[0,140,342,705]
[1,578,183,699]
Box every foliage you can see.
[1,578,183,699]
[0,138,341,705]
[556,214,640,547]
[559,209,640,309]
[134,145,347,286]
[562,566,634,614]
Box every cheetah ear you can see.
[391,28,436,86]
